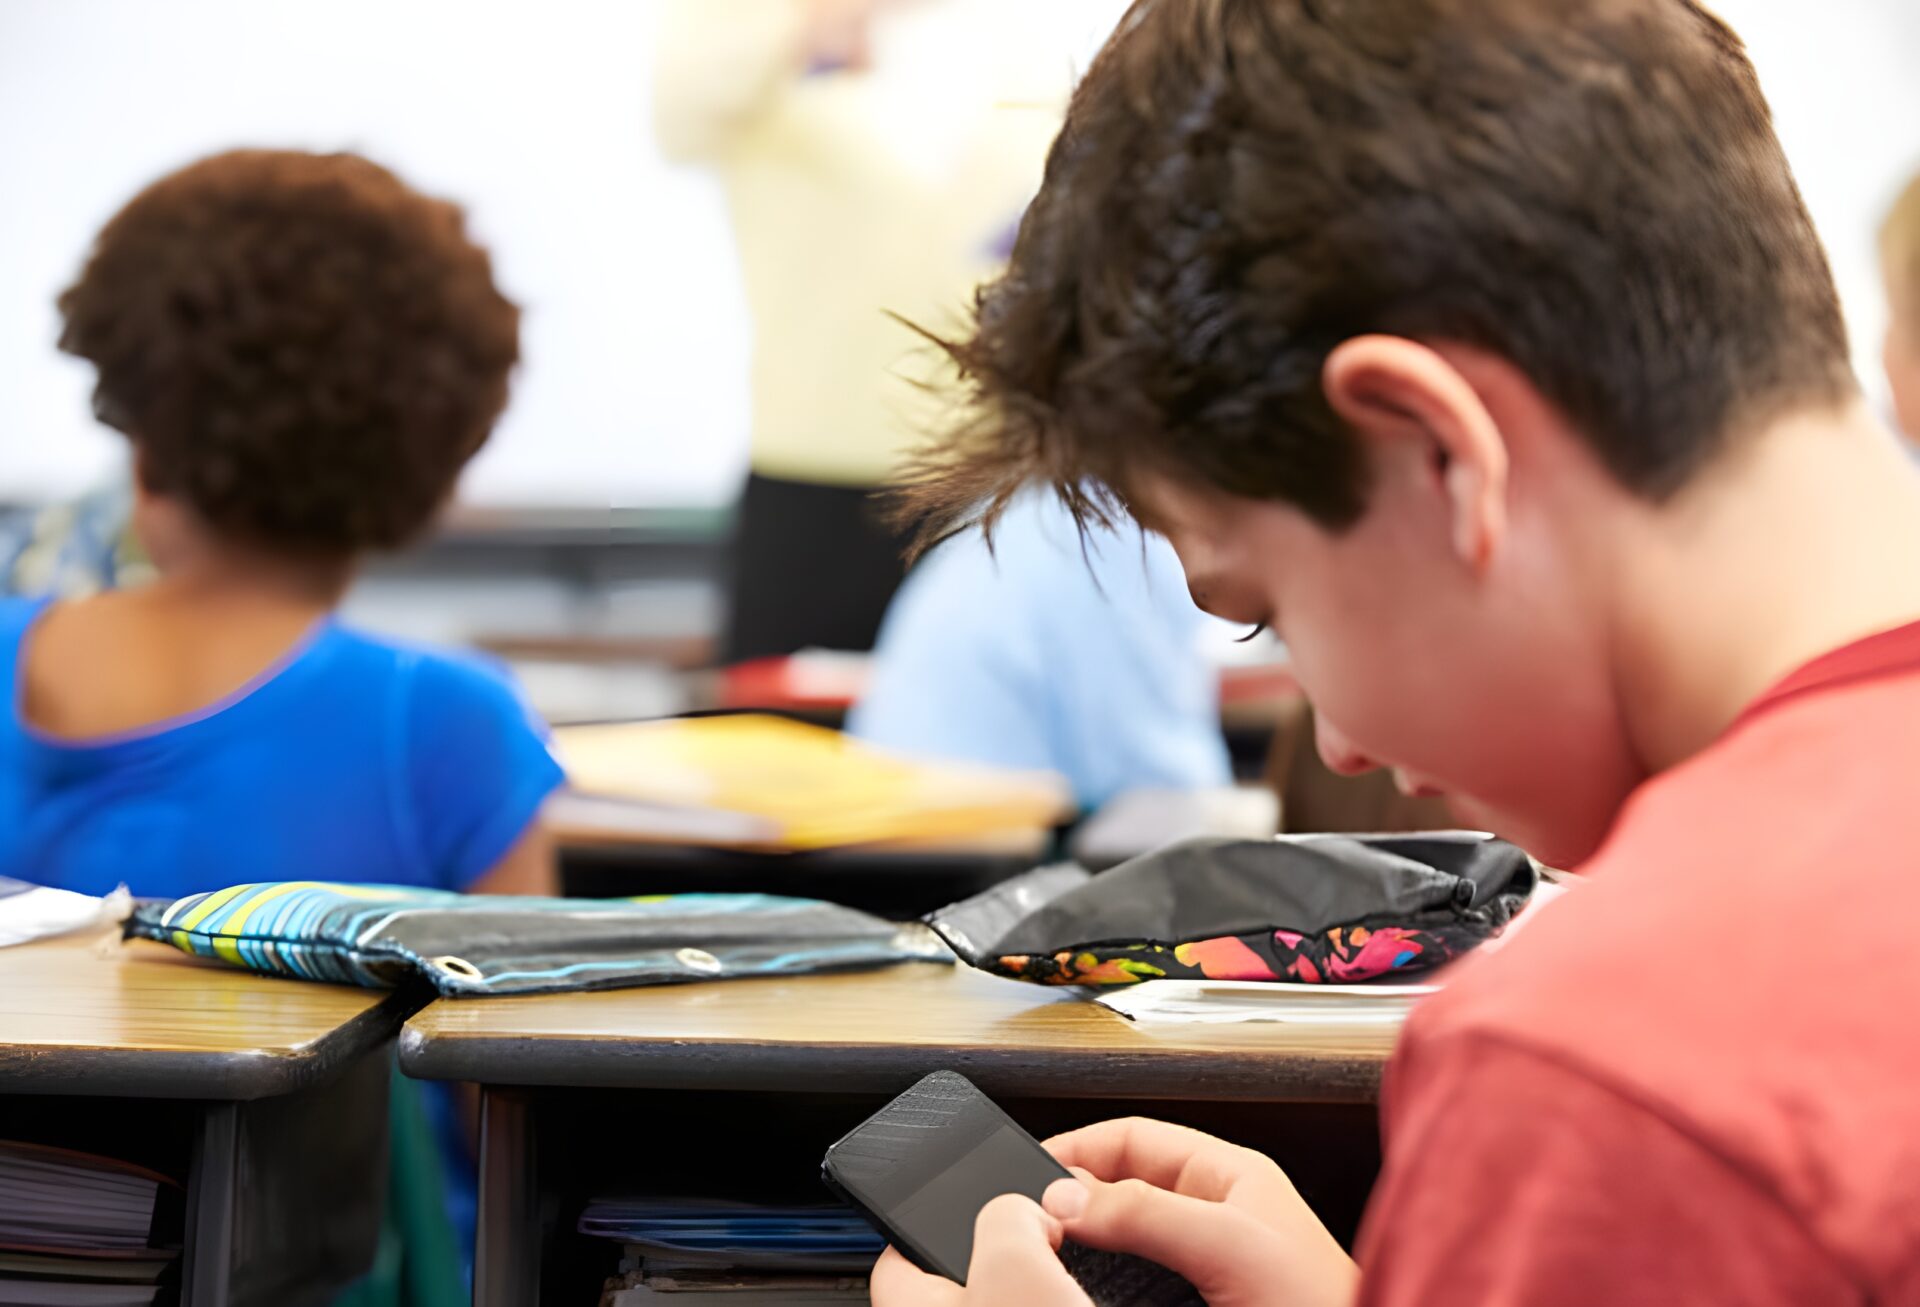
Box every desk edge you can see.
[397,1026,1385,1104]
[0,988,419,1101]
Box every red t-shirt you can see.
[1356,621,1920,1305]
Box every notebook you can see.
[1095,978,1438,1027]
[0,1252,170,1284]
[0,878,129,948]
[604,1273,868,1304]
[602,1282,867,1297]
[0,1142,180,1307]
[0,1284,160,1306]
[579,1199,883,1274]
[0,1143,179,1251]
[583,1200,878,1301]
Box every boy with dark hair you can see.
[1,149,562,897]
[872,1,1920,1303]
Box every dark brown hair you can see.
[901,0,1855,549]
[58,149,519,554]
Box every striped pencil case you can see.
[127,882,947,996]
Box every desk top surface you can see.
[402,962,1398,1103]
[0,934,407,1100]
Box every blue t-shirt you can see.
[849,491,1232,810]
[0,596,566,898]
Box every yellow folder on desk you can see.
[549,714,1072,852]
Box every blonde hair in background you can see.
[1880,173,1920,324]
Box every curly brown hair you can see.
[58,149,519,554]
[899,0,1855,553]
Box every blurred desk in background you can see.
[543,713,1068,918]
[481,645,1306,751]
[555,819,1051,920]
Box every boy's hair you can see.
[1881,172,1920,324]
[58,149,519,554]
[901,0,1856,548]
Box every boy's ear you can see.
[1322,335,1509,571]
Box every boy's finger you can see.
[868,1245,964,1306]
[1058,1176,1286,1300]
[1046,1117,1280,1201]
[964,1192,1090,1304]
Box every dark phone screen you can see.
[881,1122,1066,1278]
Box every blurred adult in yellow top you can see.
[654,0,1095,661]
[1880,173,1920,445]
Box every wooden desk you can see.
[403,963,1398,1304]
[0,934,402,1099]
[0,935,414,1307]
[403,960,1390,1101]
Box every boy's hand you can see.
[869,1117,1358,1307]
[1046,1117,1359,1307]
[869,1191,1093,1306]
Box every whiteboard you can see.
[1,0,1915,509]
[0,0,753,508]
[1727,0,1920,419]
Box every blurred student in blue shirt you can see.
[0,148,563,900]
[850,489,1231,809]
[0,152,565,1287]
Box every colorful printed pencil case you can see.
[926,832,1534,985]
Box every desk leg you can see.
[475,1087,539,1307]
[181,1102,238,1307]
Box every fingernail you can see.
[1043,1178,1089,1220]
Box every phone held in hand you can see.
[822,1069,1064,1281]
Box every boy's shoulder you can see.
[1399,653,1920,1280]
[1423,627,1920,1043]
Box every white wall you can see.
[0,0,754,508]
[1,0,1915,508]
[1718,0,1920,408]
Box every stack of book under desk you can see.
[0,1141,182,1306]
[579,1200,878,1304]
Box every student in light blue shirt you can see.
[850,489,1231,809]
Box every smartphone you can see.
[822,1071,1204,1307]
[822,1070,1068,1283]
